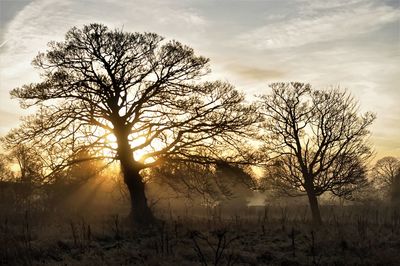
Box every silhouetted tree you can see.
[0,154,12,182]
[372,156,400,203]
[5,24,257,225]
[10,145,45,206]
[259,83,375,225]
[151,159,255,206]
[12,145,44,183]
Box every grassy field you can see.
[1,204,400,265]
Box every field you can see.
[1,203,400,266]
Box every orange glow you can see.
[101,131,165,164]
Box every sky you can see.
[0,0,399,159]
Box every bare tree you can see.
[0,144,48,210]
[0,154,13,182]
[12,145,45,184]
[372,156,400,203]
[259,82,375,225]
[4,24,257,225]
[151,159,256,206]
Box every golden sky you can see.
[0,0,399,159]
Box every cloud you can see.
[0,0,209,103]
[0,0,208,59]
[226,64,284,81]
[0,40,7,49]
[0,109,21,135]
[296,0,365,10]
[236,1,400,49]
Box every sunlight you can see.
[105,133,118,150]
[99,132,118,159]
[99,131,166,164]
[131,137,165,163]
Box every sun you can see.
[105,133,118,150]
[101,131,165,164]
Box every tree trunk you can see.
[391,173,400,205]
[304,180,322,226]
[121,163,156,225]
[306,191,322,226]
[114,125,156,226]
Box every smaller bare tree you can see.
[372,156,400,203]
[259,82,375,225]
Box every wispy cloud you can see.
[296,0,365,10]
[0,109,21,134]
[236,1,399,49]
[0,0,209,100]
[0,40,7,49]
[0,0,211,137]
[225,63,284,81]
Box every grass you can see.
[0,203,399,265]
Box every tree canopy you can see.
[4,23,258,225]
[259,82,375,224]
[372,156,400,202]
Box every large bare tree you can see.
[5,24,257,225]
[259,83,375,225]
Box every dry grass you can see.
[0,204,399,265]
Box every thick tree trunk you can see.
[304,179,322,226]
[114,125,156,226]
[121,163,156,225]
[306,191,322,226]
